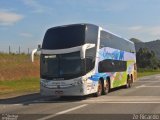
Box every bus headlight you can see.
[40,80,47,87]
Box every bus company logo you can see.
[99,48,124,61]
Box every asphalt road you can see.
[1,74,160,120]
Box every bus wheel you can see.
[94,80,102,97]
[103,80,110,95]
[126,75,132,88]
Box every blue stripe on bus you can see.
[89,73,109,81]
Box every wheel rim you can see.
[128,80,130,87]
[105,81,109,93]
[127,77,132,88]
[98,82,102,95]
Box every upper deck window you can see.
[42,25,86,49]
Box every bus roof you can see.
[48,23,134,45]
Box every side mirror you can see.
[31,49,38,62]
[31,44,41,62]
[38,44,41,51]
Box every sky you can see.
[0,0,160,53]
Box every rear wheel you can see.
[94,80,102,97]
[126,75,132,88]
[102,80,110,95]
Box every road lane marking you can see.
[136,85,145,88]
[155,76,160,78]
[38,104,88,120]
[56,104,87,115]
[81,101,160,104]
[136,81,160,82]
[142,86,160,87]
[136,85,160,88]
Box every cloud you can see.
[104,2,129,12]
[0,11,23,26]
[128,25,160,37]
[22,0,50,13]
[46,0,129,13]
[149,27,160,36]
[20,32,33,37]
[107,24,160,41]
[128,26,143,31]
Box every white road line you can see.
[81,101,160,104]
[136,85,160,88]
[136,85,145,88]
[136,81,160,82]
[37,104,88,120]
[143,86,160,87]
[56,104,87,115]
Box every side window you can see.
[98,59,127,73]
[85,47,96,72]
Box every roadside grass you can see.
[0,53,40,98]
[137,69,160,78]
[0,77,39,98]
[0,53,39,81]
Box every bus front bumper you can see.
[40,78,89,96]
[40,84,85,96]
[40,77,98,96]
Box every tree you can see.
[136,48,159,69]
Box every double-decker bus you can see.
[35,23,136,97]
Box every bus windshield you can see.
[42,25,85,49]
[40,52,84,80]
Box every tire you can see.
[125,75,132,88]
[94,80,102,97]
[102,80,110,95]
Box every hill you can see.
[130,38,143,43]
[130,38,160,59]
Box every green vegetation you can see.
[136,48,160,69]
[0,53,40,98]
[138,69,160,78]
[0,77,39,96]
[136,48,160,78]
[131,38,160,60]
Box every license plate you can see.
[55,91,63,95]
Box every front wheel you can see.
[94,80,102,97]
